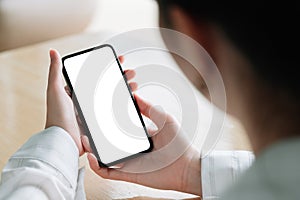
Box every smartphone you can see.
[62,44,153,167]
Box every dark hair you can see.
[157,1,299,99]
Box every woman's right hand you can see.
[86,68,202,195]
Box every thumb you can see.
[81,135,93,153]
[87,153,100,171]
[134,94,168,131]
[48,49,63,88]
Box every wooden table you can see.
[0,32,251,199]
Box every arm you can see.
[0,50,136,199]
[0,127,84,200]
[0,50,85,199]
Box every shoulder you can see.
[221,138,300,200]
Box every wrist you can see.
[181,148,202,196]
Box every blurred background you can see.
[0,0,251,198]
[0,0,158,52]
[0,0,251,152]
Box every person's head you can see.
[156,1,300,151]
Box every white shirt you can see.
[0,127,85,200]
[201,150,254,199]
[0,127,254,199]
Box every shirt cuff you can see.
[201,151,254,199]
[10,126,79,189]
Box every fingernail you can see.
[49,49,54,59]
[118,55,124,63]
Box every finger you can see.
[134,94,169,129]
[87,153,137,183]
[64,85,71,97]
[87,153,100,170]
[124,69,136,80]
[48,49,64,89]
[134,94,152,118]
[81,135,92,153]
[146,127,157,137]
[75,109,86,136]
[118,55,124,64]
[129,82,138,91]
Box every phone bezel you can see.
[62,44,153,167]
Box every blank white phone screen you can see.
[63,46,150,165]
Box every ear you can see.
[168,6,217,60]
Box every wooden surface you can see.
[0,31,251,199]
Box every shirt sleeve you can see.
[0,126,86,200]
[201,151,255,200]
